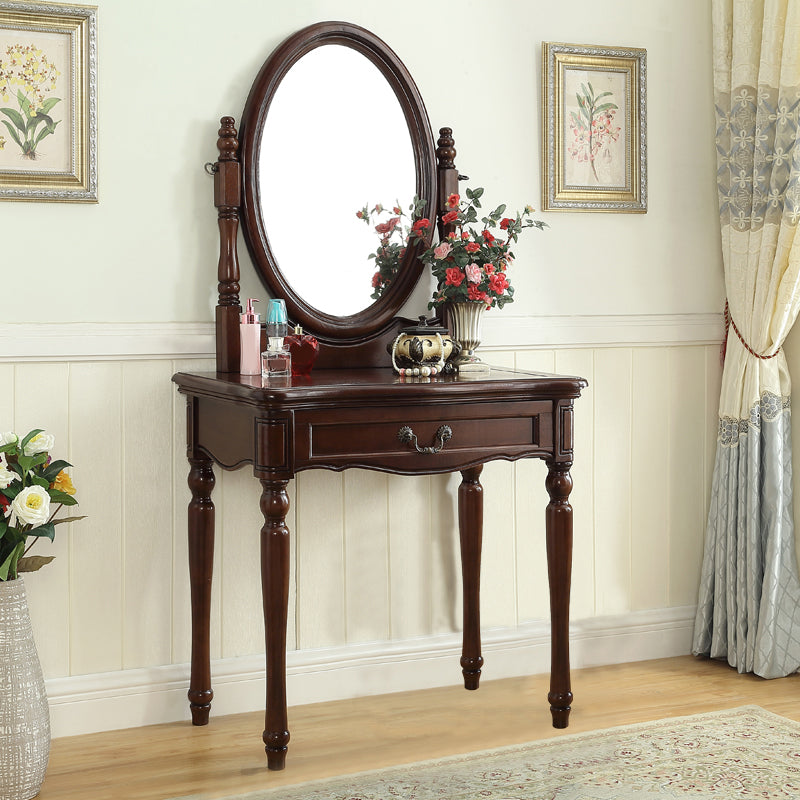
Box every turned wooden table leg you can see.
[260,479,291,770]
[459,465,484,690]
[546,460,574,728]
[187,456,215,725]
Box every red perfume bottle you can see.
[284,324,319,376]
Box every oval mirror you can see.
[239,22,437,342]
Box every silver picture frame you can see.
[0,1,97,202]
[542,42,646,213]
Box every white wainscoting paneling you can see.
[46,605,697,737]
[2,315,723,737]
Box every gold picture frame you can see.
[0,1,97,202]
[542,42,646,213]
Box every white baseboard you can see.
[0,315,723,362]
[45,605,696,738]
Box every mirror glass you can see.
[257,45,417,317]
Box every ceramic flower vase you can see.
[0,578,50,800]
[446,301,490,374]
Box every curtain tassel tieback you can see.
[722,299,781,364]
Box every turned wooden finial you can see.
[436,127,456,170]
[217,116,239,162]
[213,115,242,372]
[436,126,459,241]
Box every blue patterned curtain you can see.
[692,0,800,678]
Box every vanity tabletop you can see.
[172,367,588,408]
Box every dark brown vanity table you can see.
[173,21,586,772]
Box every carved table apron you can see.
[172,366,587,770]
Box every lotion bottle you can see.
[239,298,262,376]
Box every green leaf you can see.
[52,515,86,526]
[28,522,55,541]
[594,102,618,114]
[31,475,50,489]
[39,97,61,115]
[472,187,484,199]
[594,91,613,102]
[26,111,44,134]
[0,540,25,581]
[0,519,6,541]
[34,117,59,146]
[17,89,31,116]
[0,108,25,140]
[18,555,56,573]
[41,459,72,482]
[1,107,26,134]
[48,489,77,506]
[2,484,20,500]
[16,454,34,475]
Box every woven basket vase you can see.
[0,578,50,800]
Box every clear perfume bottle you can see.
[262,299,292,378]
[263,348,291,377]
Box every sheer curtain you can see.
[692,0,800,678]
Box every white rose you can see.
[23,432,55,457]
[0,432,18,447]
[11,485,51,527]
[0,453,16,489]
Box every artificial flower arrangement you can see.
[0,430,83,581]
[410,188,546,311]
[357,197,427,300]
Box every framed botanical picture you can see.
[0,1,97,202]
[542,42,646,212]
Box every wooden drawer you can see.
[292,400,553,474]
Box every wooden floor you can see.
[39,655,800,800]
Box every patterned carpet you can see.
[192,706,800,800]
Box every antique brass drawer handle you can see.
[397,424,453,454]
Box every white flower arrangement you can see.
[0,429,84,581]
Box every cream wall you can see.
[0,0,718,323]
[0,0,725,737]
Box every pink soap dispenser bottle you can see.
[239,298,261,376]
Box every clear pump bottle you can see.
[262,299,291,378]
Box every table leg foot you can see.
[264,730,290,771]
[549,691,573,728]
[188,689,213,725]
[461,655,483,690]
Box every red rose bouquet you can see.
[357,198,427,300]
[411,188,546,310]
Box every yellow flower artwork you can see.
[0,42,62,160]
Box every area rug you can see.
[185,706,800,800]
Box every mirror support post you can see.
[215,116,243,373]
[436,127,459,240]
[436,127,460,332]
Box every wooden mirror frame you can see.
[239,22,437,344]
[211,22,459,372]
